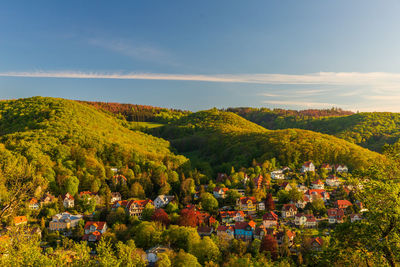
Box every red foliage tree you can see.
[178,208,198,227]
[265,193,275,211]
[261,234,278,260]
[152,208,170,226]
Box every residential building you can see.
[326,175,340,187]
[82,221,107,242]
[253,174,264,189]
[14,216,28,226]
[295,213,317,228]
[213,187,229,199]
[28,198,40,210]
[62,193,75,208]
[281,204,298,218]
[280,182,292,192]
[110,192,121,203]
[263,211,278,228]
[219,211,245,223]
[79,191,101,205]
[40,192,56,207]
[112,174,127,185]
[216,225,234,240]
[320,163,332,172]
[271,170,285,180]
[126,199,154,218]
[49,212,83,231]
[154,195,175,208]
[312,179,324,189]
[236,197,257,214]
[309,237,324,251]
[234,221,255,241]
[197,226,213,237]
[327,208,345,224]
[305,189,330,202]
[335,200,352,209]
[350,214,362,223]
[335,164,348,173]
[301,161,315,173]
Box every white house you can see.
[312,179,325,189]
[295,213,317,228]
[154,195,175,209]
[62,193,75,208]
[326,175,340,187]
[281,204,297,218]
[271,170,285,180]
[213,187,229,199]
[335,164,348,173]
[110,192,122,203]
[301,161,315,173]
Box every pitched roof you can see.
[234,221,253,230]
[312,179,324,185]
[62,193,74,200]
[14,216,27,225]
[217,225,234,232]
[335,200,352,207]
[84,221,106,231]
[263,211,278,221]
[197,226,213,234]
[303,161,313,167]
[239,196,256,205]
[282,204,297,211]
[29,198,38,204]
[310,236,324,246]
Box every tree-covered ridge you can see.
[156,109,385,174]
[0,97,188,194]
[229,108,400,152]
[82,100,189,123]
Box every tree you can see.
[130,182,146,198]
[288,188,303,202]
[190,237,220,264]
[172,250,200,267]
[141,203,156,221]
[64,176,79,196]
[261,234,278,260]
[178,209,198,227]
[132,221,162,250]
[162,225,200,252]
[225,190,241,206]
[265,193,275,211]
[116,240,147,266]
[200,193,218,213]
[96,238,119,266]
[152,208,170,226]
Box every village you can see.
[4,160,366,265]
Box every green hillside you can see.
[0,97,188,194]
[229,107,400,152]
[155,109,386,174]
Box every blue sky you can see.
[1,1,400,111]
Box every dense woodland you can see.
[0,97,399,266]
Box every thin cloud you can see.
[263,100,341,108]
[3,71,400,87]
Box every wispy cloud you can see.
[263,100,341,108]
[2,71,400,86]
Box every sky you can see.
[1,1,400,111]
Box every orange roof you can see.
[248,220,256,228]
[84,221,107,231]
[14,216,27,225]
[29,198,38,204]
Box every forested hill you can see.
[154,109,385,175]
[0,97,188,196]
[228,107,400,152]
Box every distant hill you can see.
[155,109,385,174]
[0,97,188,194]
[228,108,400,152]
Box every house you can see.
[153,195,175,208]
[112,174,127,185]
[49,212,83,231]
[237,197,257,214]
[79,191,101,205]
[309,237,324,251]
[312,179,324,189]
[327,208,345,224]
[253,175,264,189]
[301,161,315,173]
[197,226,213,237]
[297,184,308,193]
[281,204,298,218]
[234,221,255,241]
[295,213,317,228]
[126,199,154,218]
[14,216,28,226]
[350,214,362,223]
[280,182,292,192]
[294,195,310,209]
[320,163,332,172]
[28,198,40,210]
[257,201,265,211]
[305,189,330,202]
[146,246,171,265]
[216,225,234,240]
[326,175,340,187]
[110,192,121,203]
[213,187,229,199]
[40,192,56,206]
[219,211,245,223]
[271,170,285,180]
[82,221,107,242]
[276,230,296,246]
[234,189,246,196]
[62,193,75,208]
[335,164,348,173]
[111,200,129,210]
[110,167,119,174]
[335,200,352,209]
[254,225,276,240]
[263,211,278,228]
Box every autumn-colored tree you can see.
[152,208,170,226]
[261,234,278,260]
[265,193,275,211]
[178,208,198,227]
